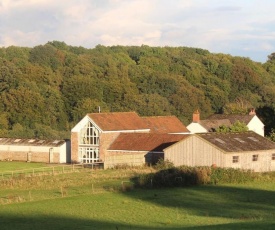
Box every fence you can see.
[0,164,85,180]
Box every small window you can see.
[252,154,258,161]
[232,156,239,163]
[272,154,275,160]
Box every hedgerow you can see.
[133,163,259,188]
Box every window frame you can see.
[232,155,239,163]
[252,154,258,162]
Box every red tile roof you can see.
[142,116,189,133]
[87,112,148,131]
[108,133,189,152]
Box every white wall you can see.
[247,116,265,136]
[186,123,207,134]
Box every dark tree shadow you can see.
[122,184,275,228]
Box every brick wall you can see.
[0,151,60,163]
[71,132,79,163]
[104,150,147,168]
[99,132,120,163]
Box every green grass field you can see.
[1,162,275,229]
[0,161,47,172]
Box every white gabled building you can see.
[187,109,265,136]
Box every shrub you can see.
[154,159,174,170]
[133,166,258,188]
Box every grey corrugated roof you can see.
[199,119,232,131]
[0,138,66,147]
[197,131,275,152]
[206,114,255,125]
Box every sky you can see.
[0,0,275,63]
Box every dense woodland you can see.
[1,41,275,139]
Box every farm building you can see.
[164,131,275,172]
[107,133,189,168]
[71,111,189,168]
[187,109,265,136]
[0,138,70,163]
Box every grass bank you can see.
[1,162,275,229]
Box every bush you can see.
[210,167,256,184]
[154,159,174,170]
[133,166,258,188]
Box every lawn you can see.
[0,161,48,172]
[1,162,275,229]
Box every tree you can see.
[216,121,249,133]
[267,128,275,142]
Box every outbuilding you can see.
[0,138,70,163]
[71,111,189,168]
[164,131,275,172]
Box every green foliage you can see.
[154,159,174,170]
[216,121,249,133]
[223,98,253,115]
[1,42,275,138]
[135,166,257,188]
[211,167,257,184]
[267,128,275,142]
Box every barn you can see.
[164,131,275,172]
[107,133,188,168]
[71,111,189,168]
[0,138,70,163]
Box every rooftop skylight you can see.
[234,138,245,143]
[215,138,225,144]
[247,137,259,142]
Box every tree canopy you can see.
[0,41,275,138]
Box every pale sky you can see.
[1,0,275,62]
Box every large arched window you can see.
[80,121,99,145]
[79,121,100,163]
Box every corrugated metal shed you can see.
[197,131,275,152]
[0,138,65,147]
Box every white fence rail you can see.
[0,164,85,180]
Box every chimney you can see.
[193,110,200,123]
[249,108,256,116]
